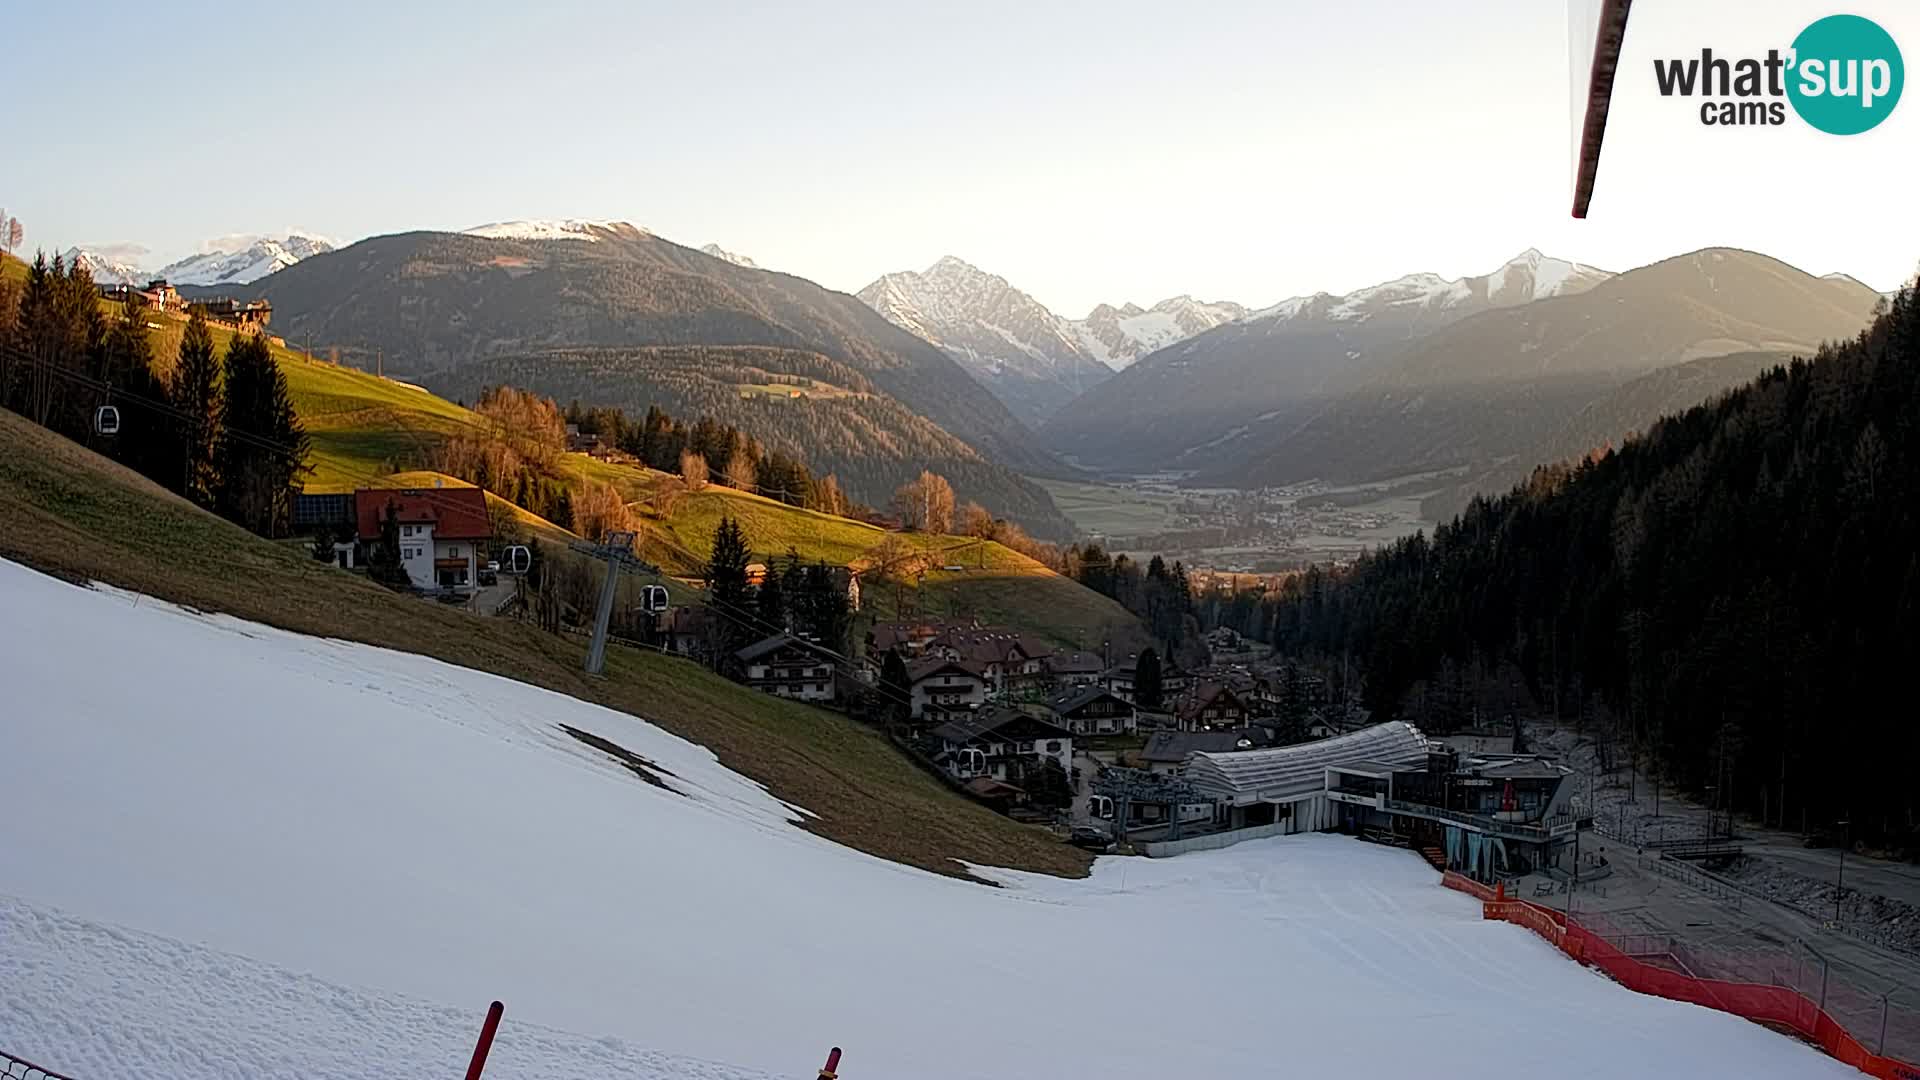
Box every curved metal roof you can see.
[1185,721,1431,805]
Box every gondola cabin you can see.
[502,545,532,575]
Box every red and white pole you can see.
[464,1000,505,1080]
[818,1046,843,1079]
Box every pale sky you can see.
[8,0,1916,314]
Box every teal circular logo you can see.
[1788,14,1904,134]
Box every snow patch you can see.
[463,220,638,242]
[699,243,759,269]
[0,559,1856,1080]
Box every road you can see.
[1742,840,1920,909]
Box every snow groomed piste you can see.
[0,559,1863,1078]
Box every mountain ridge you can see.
[240,227,1075,534]
[1043,248,1614,473]
[64,233,335,287]
[856,255,1245,427]
[1189,247,1883,490]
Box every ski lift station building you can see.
[1183,721,1581,881]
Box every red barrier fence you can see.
[1474,890,1920,1080]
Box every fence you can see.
[1474,887,1920,1080]
[1139,821,1289,858]
[1643,852,1746,909]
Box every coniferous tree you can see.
[95,297,171,479]
[213,332,309,536]
[366,501,414,588]
[802,559,852,653]
[1135,648,1164,710]
[13,253,103,429]
[706,515,754,655]
[1275,661,1310,744]
[881,647,912,724]
[170,309,222,504]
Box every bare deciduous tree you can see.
[813,473,848,517]
[960,501,995,539]
[573,480,633,543]
[648,475,686,519]
[893,470,955,534]
[679,450,709,491]
[724,452,756,492]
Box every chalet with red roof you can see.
[353,487,492,591]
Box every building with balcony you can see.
[1181,721,1583,878]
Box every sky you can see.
[6,0,1917,314]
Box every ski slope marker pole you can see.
[465,1000,505,1080]
[818,1046,842,1079]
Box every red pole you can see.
[818,1046,843,1079]
[465,1000,505,1080]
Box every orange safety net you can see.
[1479,896,1919,1079]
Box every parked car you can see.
[1068,825,1114,852]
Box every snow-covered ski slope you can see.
[0,560,1852,1079]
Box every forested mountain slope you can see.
[1266,283,1919,846]
[429,344,1073,537]
[245,226,1071,527]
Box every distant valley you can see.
[79,220,1888,563]
[1036,248,1881,549]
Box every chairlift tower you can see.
[570,530,661,677]
[1092,767,1210,847]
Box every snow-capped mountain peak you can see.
[699,243,758,269]
[1074,294,1249,368]
[61,247,148,286]
[856,256,1119,426]
[156,234,337,287]
[461,219,644,242]
[62,233,335,288]
[1489,248,1611,302]
[1248,250,1612,326]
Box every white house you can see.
[908,658,988,719]
[354,487,492,592]
[927,707,1073,784]
[734,634,837,703]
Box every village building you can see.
[1047,650,1105,687]
[869,620,946,660]
[1176,682,1250,732]
[732,634,837,703]
[352,487,491,591]
[291,492,359,568]
[659,606,720,661]
[1137,728,1277,775]
[186,296,273,328]
[563,424,603,455]
[907,658,988,720]
[1180,722,1583,879]
[98,278,182,312]
[927,706,1073,789]
[1046,686,1136,737]
[924,627,1049,696]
